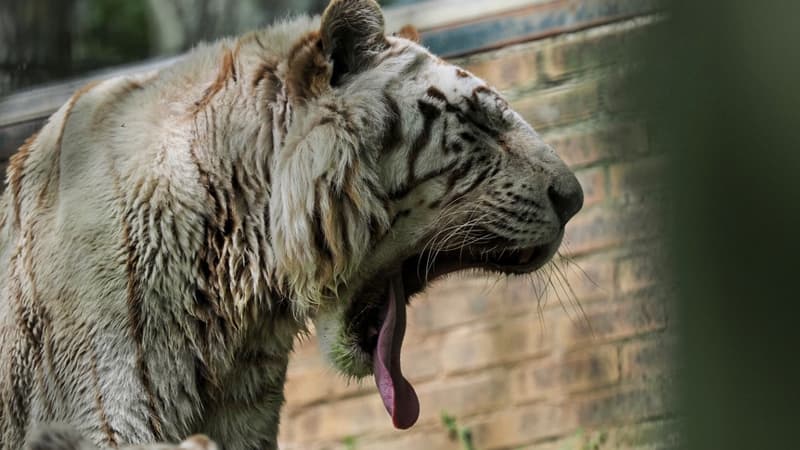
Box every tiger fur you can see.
[0,0,583,449]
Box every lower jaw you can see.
[345,232,565,368]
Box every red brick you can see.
[284,372,511,443]
[557,297,668,349]
[415,370,510,424]
[562,203,661,257]
[603,419,683,450]
[617,252,664,295]
[544,121,649,168]
[510,345,619,402]
[354,429,460,450]
[283,338,443,414]
[515,434,581,450]
[283,391,390,443]
[399,335,443,382]
[542,20,649,81]
[550,253,615,304]
[562,206,626,256]
[470,403,578,450]
[575,383,673,427]
[409,274,574,334]
[441,314,551,374]
[287,333,327,377]
[517,420,681,450]
[512,80,600,131]
[282,365,340,411]
[575,166,606,208]
[409,277,506,334]
[620,336,677,381]
[461,45,540,92]
[609,156,667,203]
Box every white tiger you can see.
[0,0,583,448]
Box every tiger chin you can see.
[0,0,582,449]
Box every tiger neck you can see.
[184,43,301,330]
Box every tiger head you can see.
[269,0,583,428]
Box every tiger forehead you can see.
[423,80,510,123]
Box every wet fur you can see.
[0,1,580,448]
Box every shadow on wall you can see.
[641,1,800,449]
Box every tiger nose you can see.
[547,171,584,225]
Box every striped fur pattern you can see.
[0,0,580,448]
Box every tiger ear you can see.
[395,24,420,43]
[320,0,388,84]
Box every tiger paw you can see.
[177,435,218,450]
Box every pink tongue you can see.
[373,276,420,429]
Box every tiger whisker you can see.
[552,257,594,337]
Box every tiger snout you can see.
[547,166,583,226]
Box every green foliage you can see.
[342,435,358,450]
[441,412,477,450]
[562,428,609,450]
[72,0,152,68]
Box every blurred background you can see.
[2,0,798,449]
[0,0,419,94]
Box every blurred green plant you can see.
[342,435,358,450]
[442,411,477,450]
[561,428,609,450]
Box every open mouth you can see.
[344,232,563,429]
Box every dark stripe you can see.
[426,87,448,103]
[455,165,492,200]
[485,200,548,226]
[456,68,470,78]
[40,81,100,205]
[253,34,267,51]
[8,133,36,229]
[407,100,442,187]
[443,95,501,140]
[381,93,403,153]
[90,80,143,129]
[311,183,334,264]
[20,228,56,421]
[444,160,474,199]
[500,191,546,210]
[389,161,457,200]
[489,213,547,234]
[123,220,164,440]
[115,170,164,441]
[90,348,119,448]
[472,85,492,97]
[7,252,32,441]
[2,225,54,442]
[192,49,236,115]
[459,132,477,143]
[390,209,412,227]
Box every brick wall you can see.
[0,11,675,449]
[278,16,677,450]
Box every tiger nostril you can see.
[547,173,584,225]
